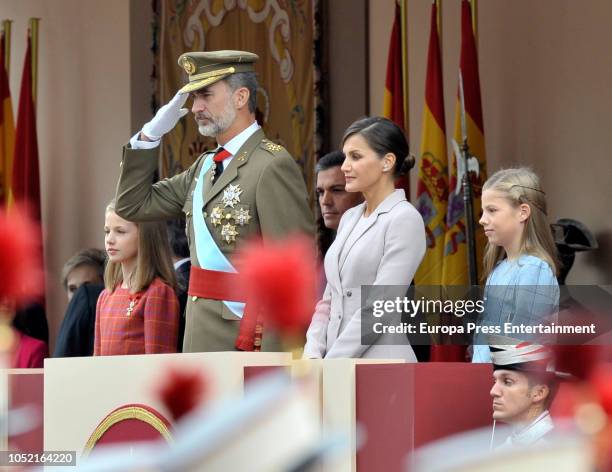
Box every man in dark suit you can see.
[167,218,191,351]
[315,150,364,259]
[54,283,104,357]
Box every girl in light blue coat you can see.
[473,168,559,362]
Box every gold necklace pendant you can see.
[126,298,137,316]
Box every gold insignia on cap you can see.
[221,223,239,244]
[182,57,197,75]
[222,184,243,208]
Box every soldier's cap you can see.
[487,335,571,379]
[551,218,598,252]
[177,50,259,94]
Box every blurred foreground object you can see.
[156,365,208,422]
[412,424,593,471]
[51,372,344,472]
[0,206,44,304]
[236,236,317,349]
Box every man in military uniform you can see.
[115,50,314,353]
[488,336,569,448]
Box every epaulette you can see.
[260,138,285,156]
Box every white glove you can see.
[141,92,189,140]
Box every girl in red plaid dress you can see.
[94,202,179,355]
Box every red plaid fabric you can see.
[94,278,179,356]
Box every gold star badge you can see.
[221,223,238,244]
[222,184,243,208]
[210,206,224,226]
[234,207,251,226]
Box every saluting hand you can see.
[140,92,189,141]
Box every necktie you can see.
[212,147,232,185]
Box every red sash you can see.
[188,266,262,351]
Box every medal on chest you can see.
[207,184,251,244]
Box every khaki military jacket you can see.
[115,128,314,352]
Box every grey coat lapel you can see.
[337,190,406,272]
[325,204,362,291]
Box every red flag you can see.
[382,1,410,195]
[382,2,405,129]
[12,35,41,222]
[0,33,15,207]
[11,33,45,309]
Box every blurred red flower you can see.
[552,344,602,381]
[236,235,316,337]
[0,207,44,304]
[156,366,208,422]
[592,365,612,416]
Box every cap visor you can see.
[178,74,230,94]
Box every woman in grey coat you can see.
[304,117,426,360]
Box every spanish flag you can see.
[0,32,15,207]
[441,0,487,286]
[414,2,447,285]
[416,2,465,362]
[382,1,411,195]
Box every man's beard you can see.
[197,99,237,137]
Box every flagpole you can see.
[2,20,11,74]
[29,18,39,108]
[470,0,478,43]
[400,0,409,135]
[435,0,441,42]
[458,72,478,286]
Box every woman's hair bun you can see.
[398,154,415,176]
